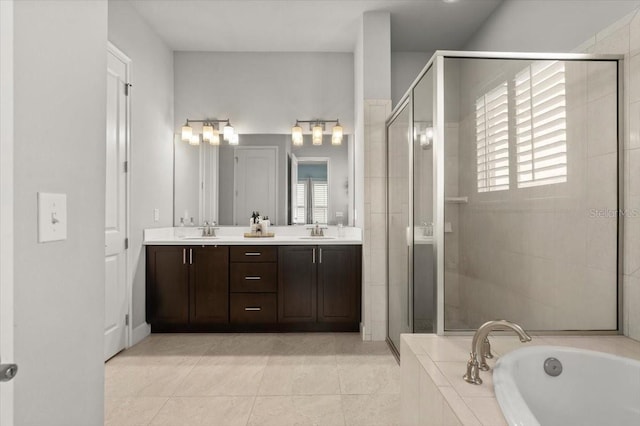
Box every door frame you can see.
[107,42,133,349]
[232,146,279,225]
[0,0,15,423]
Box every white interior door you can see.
[234,147,277,225]
[104,46,129,360]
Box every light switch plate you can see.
[38,192,67,243]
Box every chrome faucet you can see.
[463,319,531,385]
[310,221,324,237]
[201,220,218,237]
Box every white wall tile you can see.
[629,101,640,150]
[631,53,640,103]
[400,347,420,426]
[624,274,640,340]
[631,10,640,55]
[587,93,619,157]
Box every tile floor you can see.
[105,333,400,426]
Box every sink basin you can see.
[298,236,337,240]
[181,236,219,240]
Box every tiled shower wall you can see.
[450,57,618,331]
[363,99,392,341]
[578,8,640,340]
[443,7,640,337]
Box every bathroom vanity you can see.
[144,227,362,332]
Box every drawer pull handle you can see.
[244,307,261,311]
[245,252,261,256]
[245,276,261,280]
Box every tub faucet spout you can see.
[463,319,531,385]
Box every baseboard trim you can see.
[131,322,151,346]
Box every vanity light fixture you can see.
[291,119,343,146]
[223,121,234,142]
[181,118,236,146]
[291,122,303,146]
[229,133,239,146]
[312,123,323,145]
[332,121,343,145]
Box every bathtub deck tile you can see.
[401,333,640,425]
[463,397,508,426]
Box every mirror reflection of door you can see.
[233,146,278,226]
[293,158,329,225]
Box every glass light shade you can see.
[331,124,343,145]
[181,125,193,142]
[189,134,200,146]
[223,123,234,141]
[229,133,239,145]
[202,125,214,142]
[312,125,323,145]
[291,125,303,146]
[209,129,220,145]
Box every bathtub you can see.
[493,345,640,426]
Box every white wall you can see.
[391,51,433,109]
[0,1,15,423]
[13,1,107,424]
[466,0,640,52]
[174,52,354,135]
[108,0,175,331]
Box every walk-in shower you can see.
[386,51,623,356]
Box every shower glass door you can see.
[413,67,436,333]
[387,102,412,352]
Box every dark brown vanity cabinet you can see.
[278,246,317,323]
[146,244,361,332]
[278,245,361,328]
[229,246,278,324]
[146,245,229,326]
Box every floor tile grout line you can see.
[144,396,171,426]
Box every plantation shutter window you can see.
[515,61,567,188]
[476,82,510,192]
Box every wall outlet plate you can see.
[37,192,67,243]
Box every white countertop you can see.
[143,226,363,246]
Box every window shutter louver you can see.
[515,61,567,188]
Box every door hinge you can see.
[125,314,129,326]
[124,161,128,173]
[124,83,132,96]
[124,238,129,250]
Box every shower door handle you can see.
[0,363,18,382]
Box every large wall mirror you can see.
[174,133,354,226]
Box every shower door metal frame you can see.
[387,50,625,340]
[385,97,413,359]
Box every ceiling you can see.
[129,0,504,52]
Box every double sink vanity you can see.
[144,226,362,333]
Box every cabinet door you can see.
[278,246,317,322]
[146,246,189,324]
[317,245,361,323]
[190,246,229,324]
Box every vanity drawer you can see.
[230,246,277,262]
[230,263,277,292]
[230,293,277,323]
